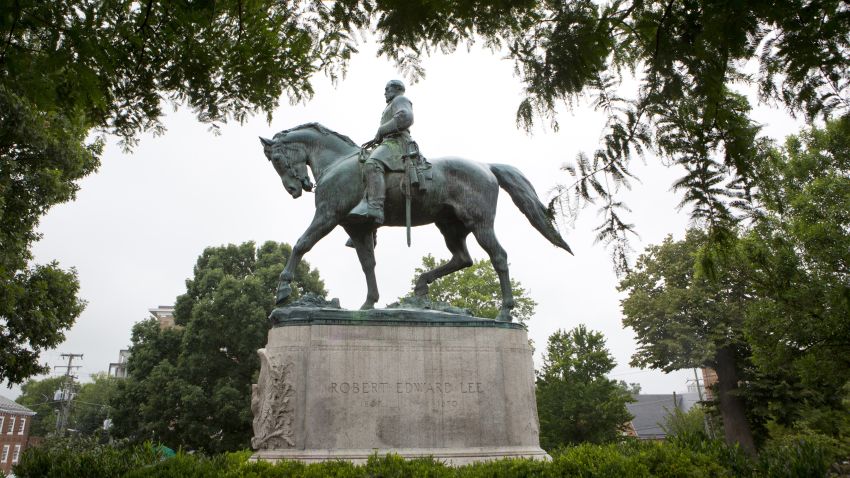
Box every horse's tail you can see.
[489,164,573,255]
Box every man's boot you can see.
[345,230,378,248]
[348,164,385,224]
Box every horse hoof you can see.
[413,284,429,296]
[275,283,293,306]
[360,302,375,310]
[496,309,512,322]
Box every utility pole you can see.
[692,368,705,401]
[54,353,83,436]
[687,367,715,439]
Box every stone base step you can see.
[251,446,551,466]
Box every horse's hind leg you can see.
[471,225,515,322]
[414,219,473,297]
[343,224,379,310]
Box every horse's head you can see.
[260,136,314,199]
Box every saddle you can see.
[358,139,431,195]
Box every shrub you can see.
[662,405,712,449]
[124,453,232,478]
[550,443,650,477]
[757,431,846,478]
[18,434,850,477]
[13,436,160,478]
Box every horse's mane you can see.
[272,122,358,147]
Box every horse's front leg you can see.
[277,211,337,306]
[342,225,379,310]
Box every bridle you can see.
[270,142,314,192]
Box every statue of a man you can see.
[348,80,414,224]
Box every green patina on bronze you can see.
[270,308,525,330]
[259,82,573,323]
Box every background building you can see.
[625,381,706,440]
[108,305,177,378]
[108,349,131,378]
[0,395,35,474]
[149,305,176,329]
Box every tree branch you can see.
[1,0,21,65]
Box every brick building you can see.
[0,395,36,474]
[701,367,718,400]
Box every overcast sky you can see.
[7,42,801,399]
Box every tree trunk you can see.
[714,346,756,455]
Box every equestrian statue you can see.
[259,80,572,322]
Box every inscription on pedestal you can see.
[329,381,484,409]
[329,381,483,394]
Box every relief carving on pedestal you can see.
[251,348,295,449]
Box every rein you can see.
[271,133,365,191]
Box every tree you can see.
[535,325,634,449]
[0,261,86,385]
[618,119,850,452]
[403,254,537,324]
[110,241,325,452]
[109,309,186,445]
[737,117,850,440]
[1,75,93,383]
[16,372,119,437]
[619,229,757,454]
[109,319,185,447]
[0,0,357,385]
[71,373,119,436]
[368,0,849,271]
[662,405,713,447]
[16,376,65,437]
[5,1,847,383]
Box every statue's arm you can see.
[377,97,413,138]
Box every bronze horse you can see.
[260,123,572,322]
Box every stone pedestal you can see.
[250,308,548,465]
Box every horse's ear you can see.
[259,136,274,148]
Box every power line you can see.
[628,398,682,406]
[608,369,655,377]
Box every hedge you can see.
[13,436,846,478]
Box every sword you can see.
[403,140,420,247]
[401,142,421,247]
[403,154,419,247]
[405,195,411,247]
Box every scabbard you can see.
[405,195,412,247]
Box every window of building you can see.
[1,445,8,463]
[11,444,20,464]
[7,416,14,435]
[18,417,26,435]
[0,416,4,434]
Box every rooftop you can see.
[0,394,36,416]
[626,394,683,439]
